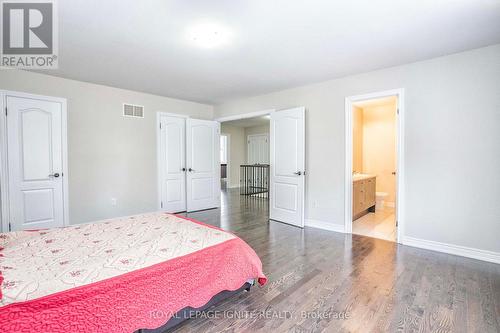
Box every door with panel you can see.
[247,134,269,164]
[6,95,66,231]
[270,107,305,227]
[158,115,187,213]
[186,119,220,212]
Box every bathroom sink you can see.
[353,173,375,181]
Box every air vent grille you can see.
[123,103,144,118]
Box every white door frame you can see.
[0,90,69,233]
[344,88,405,243]
[156,112,189,211]
[215,109,275,123]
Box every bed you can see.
[0,212,266,333]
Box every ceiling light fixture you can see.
[186,22,232,49]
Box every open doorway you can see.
[345,89,404,243]
[217,107,306,228]
[220,115,270,199]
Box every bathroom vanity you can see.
[353,174,376,220]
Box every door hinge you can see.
[159,123,162,129]
[160,201,163,209]
[396,220,399,227]
[397,108,399,115]
[8,222,12,231]
[5,107,7,116]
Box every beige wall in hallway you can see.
[362,104,397,204]
[220,122,270,188]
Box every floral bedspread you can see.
[0,212,234,306]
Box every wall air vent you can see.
[123,103,144,118]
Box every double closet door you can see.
[158,115,220,213]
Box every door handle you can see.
[188,168,194,172]
[49,173,60,178]
[294,171,302,176]
[181,168,186,172]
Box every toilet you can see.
[375,192,388,210]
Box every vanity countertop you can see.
[353,174,376,182]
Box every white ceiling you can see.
[42,0,500,104]
[222,116,270,128]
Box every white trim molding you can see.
[402,236,500,264]
[215,109,275,123]
[305,219,345,233]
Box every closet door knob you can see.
[188,168,194,172]
[181,168,186,172]
[294,171,302,176]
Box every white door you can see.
[158,115,186,213]
[186,119,220,212]
[270,107,305,227]
[6,95,66,231]
[247,134,269,164]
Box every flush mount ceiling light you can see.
[186,22,232,49]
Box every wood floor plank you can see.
[167,188,500,333]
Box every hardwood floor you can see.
[174,188,500,333]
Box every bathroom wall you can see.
[352,106,364,172]
[362,104,397,204]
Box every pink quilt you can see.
[0,212,266,333]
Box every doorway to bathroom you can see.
[344,89,405,243]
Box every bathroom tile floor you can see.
[353,206,396,242]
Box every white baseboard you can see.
[402,236,500,264]
[305,219,345,233]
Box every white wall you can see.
[220,124,246,187]
[0,70,213,227]
[245,124,270,137]
[215,44,500,255]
